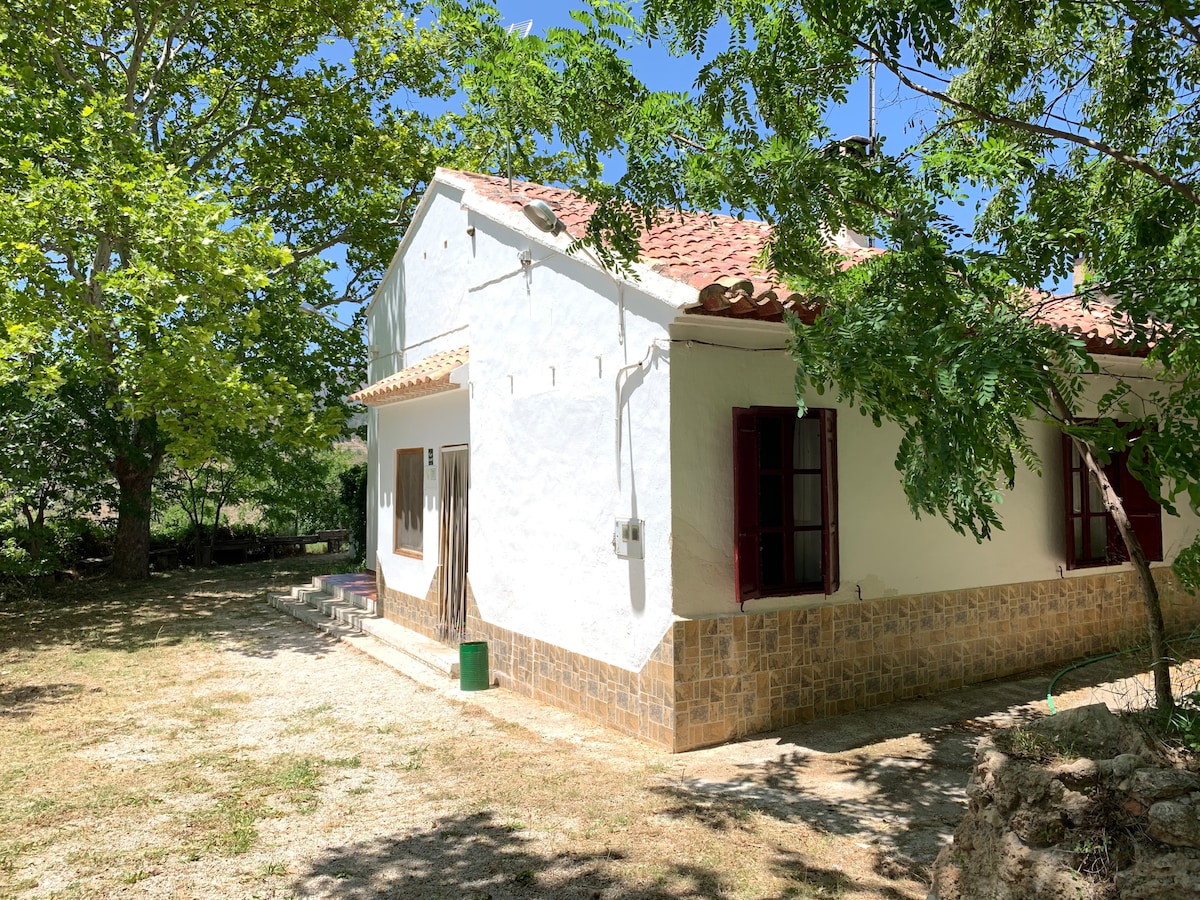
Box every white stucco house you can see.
[350,168,1199,751]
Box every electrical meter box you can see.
[613,518,644,560]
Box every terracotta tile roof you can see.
[445,170,1140,353]
[446,169,881,322]
[350,346,468,406]
[1021,290,1143,355]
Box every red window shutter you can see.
[733,408,760,601]
[1061,428,1163,567]
[821,409,840,595]
[1116,445,1163,562]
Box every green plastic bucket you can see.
[459,641,490,691]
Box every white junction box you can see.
[613,518,645,560]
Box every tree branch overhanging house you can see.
[349,168,1199,752]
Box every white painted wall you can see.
[364,177,677,670]
[669,318,1200,618]
[463,214,677,671]
[373,389,470,596]
[365,182,475,566]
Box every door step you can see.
[268,579,461,679]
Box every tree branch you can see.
[859,38,1200,208]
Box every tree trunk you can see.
[1072,436,1174,712]
[1048,387,1174,712]
[110,417,165,580]
[21,501,46,565]
[111,455,157,580]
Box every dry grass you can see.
[0,559,925,899]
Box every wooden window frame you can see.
[394,447,424,558]
[1061,426,1162,570]
[733,406,839,604]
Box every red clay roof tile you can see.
[446,169,1137,351]
[350,346,468,406]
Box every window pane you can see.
[1072,472,1082,514]
[794,530,823,586]
[758,417,782,469]
[794,417,821,469]
[759,474,783,526]
[760,533,784,586]
[793,474,823,526]
[396,450,424,553]
[1073,518,1084,560]
[1089,516,1107,561]
[1088,477,1104,514]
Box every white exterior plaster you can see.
[463,213,677,671]
[364,173,679,671]
[373,389,470,598]
[364,182,475,566]
[669,318,1200,618]
[363,171,1198,663]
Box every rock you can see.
[930,708,1196,900]
[1147,799,1200,849]
[1050,757,1099,787]
[1116,850,1200,899]
[1028,703,1153,759]
[1113,752,1147,777]
[1130,768,1200,803]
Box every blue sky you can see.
[489,3,933,178]
[320,3,948,323]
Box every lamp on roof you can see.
[522,199,567,236]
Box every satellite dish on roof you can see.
[523,199,566,236]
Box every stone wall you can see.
[377,572,676,748]
[931,704,1200,900]
[378,568,1197,753]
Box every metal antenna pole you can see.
[868,54,877,248]
[504,18,533,192]
[868,55,877,152]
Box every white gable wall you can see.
[670,318,1200,618]
[464,213,677,672]
[364,182,474,566]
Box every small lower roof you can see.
[349,346,469,406]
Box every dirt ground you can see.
[1,558,1194,900]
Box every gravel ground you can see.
[2,557,1194,900]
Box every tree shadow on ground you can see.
[652,678,1072,884]
[0,557,349,661]
[291,809,847,900]
[0,681,98,719]
[295,810,713,899]
[651,650,1196,885]
[653,732,971,885]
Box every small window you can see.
[1062,428,1162,569]
[733,407,839,601]
[395,448,424,557]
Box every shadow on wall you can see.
[290,810,753,899]
[617,349,666,617]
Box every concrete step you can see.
[268,581,461,680]
[314,575,378,616]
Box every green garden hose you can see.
[1046,633,1200,714]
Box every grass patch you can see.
[993,726,1082,763]
[0,558,935,900]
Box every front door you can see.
[436,445,469,638]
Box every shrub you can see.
[338,463,367,562]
